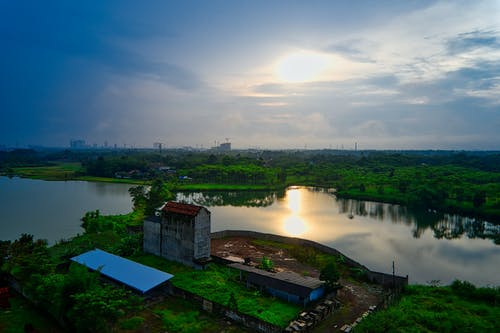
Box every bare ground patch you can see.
[211,236,386,332]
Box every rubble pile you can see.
[285,299,340,332]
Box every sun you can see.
[276,51,331,83]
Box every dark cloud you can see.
[447,30,500,54]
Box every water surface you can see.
[0,177,133,244]
[1,178,498,286]
[178,187,500,286]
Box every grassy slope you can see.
[354,285,500,333]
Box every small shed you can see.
[71,249,174,293]
[228,263,325,306]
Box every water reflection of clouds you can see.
[436,241,500,263]
[185,187,499,285]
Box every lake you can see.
[1,177,498,286]
[0,177,133,244]
[177,187,500,286]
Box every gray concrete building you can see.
[143,201,211,267]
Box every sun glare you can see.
[287,188,301,213]
[283,188,307,236]
[276,51,330,83]
[284,215,307,237]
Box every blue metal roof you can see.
[71,249,174,293]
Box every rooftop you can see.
[161,201,206,217]
[228,263,324,291]
[71,249,174,293]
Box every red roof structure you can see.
[161,201,204,216]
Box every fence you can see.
[169,285,282,333]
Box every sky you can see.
[1,1,499,150]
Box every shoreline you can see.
[2,172,499,223]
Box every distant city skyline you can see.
[1,1,499,150]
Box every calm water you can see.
[1,178,498,286]
[0,177,133,244]
[177,187,500,286]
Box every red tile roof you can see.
[161,201,204,216]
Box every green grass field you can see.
[10,163,149,185]
[12,163,83,180]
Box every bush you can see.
[119,316,145,330]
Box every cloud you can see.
[447,30,500,55]
[324,39,376,63]
[258,102,288,107]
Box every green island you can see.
[1,148,499,332]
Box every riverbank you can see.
[6,162,499,223]
[4,164,283,190]
[335,188,500,224]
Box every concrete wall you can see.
[194,208,211,259]
[143,208,211,267]
[164,214,195,266]
[143,220,161,256]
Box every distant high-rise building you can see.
[219,142,231,151]
[70,139,86,149]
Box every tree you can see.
[472,191,486,208]
[145,178,173,215]
[320,262,340,291]
[68,285,139,332]
[129,186,147,210]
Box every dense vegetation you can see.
[355,282,500,332]
[1,148,499,221]
[0,234,141,332]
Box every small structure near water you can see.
[228,262,325,306]
[71,249,173,293]
[143,201,211,268]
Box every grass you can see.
[130,253,301,327]
[10,163,149,185]
[76,176,149,185]
[12,163,83,180]
[49,230,123,265]
[0,293,63,333]
[354,284,500,332]
[116,297,250,333]
[155,309,213,333]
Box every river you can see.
[1,177,499,286]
